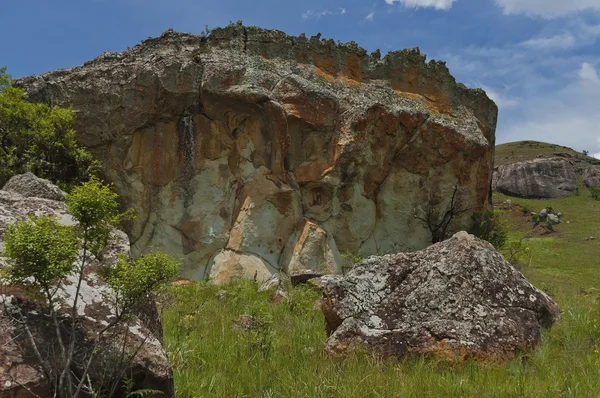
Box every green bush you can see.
[470,210,508,249]
[0,66,98,187]
[590,186,600,200]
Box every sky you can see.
[3,0,600,156]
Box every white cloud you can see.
[494,0,600,18]
[579,62,600,83]
[365,11,375,22]
[519,33,576,50]
[384,0,455,10]
[302,8,346,20]
[480,86,520,109]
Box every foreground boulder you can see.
[0,177,174,397]
[17,24,497,282]
[321,232,560,362]
[493,158,576,198]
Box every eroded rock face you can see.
[493,158,577,199]
[584,166,600,188]
[321,232,560,362]
[0,178,174,397]
[16,25,497,282]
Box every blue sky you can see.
[3,0,600,155]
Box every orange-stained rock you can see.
[16,25,497,281]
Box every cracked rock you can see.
[321,231,561,362]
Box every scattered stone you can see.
[270,289,290,304]
[584,236,596,241]
[321,231,560,362]
[290,269,326,286]
[539,208,548,220]
[547,214,560,225]
[306,276,328,292]
[258,275,282,293]
[216,290,228,300]
[2,172,66,201]
[234,315,261,331]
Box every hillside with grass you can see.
[160,177,600,397]
[495,140,599,168]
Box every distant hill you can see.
[495,141,599,168]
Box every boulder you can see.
[493,158,577,198]
[0,179,174,397]
[2,172,66,201]
[16,25,497,281]
[321,231,560,362]
[584,167,600,188]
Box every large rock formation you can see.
[16,24,497,281]
[321,232,560,362]
[493,158,577,199]
[0,175,174,397]
[584,166,600,188]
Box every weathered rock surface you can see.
[17,25,497,282]
[493,158,576,198]
[321,231,560,362]
[0,177,174,397]
[2,172,65,201]
[584,166,600,188]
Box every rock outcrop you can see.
[584,166,600,188]
[321,232,560,362]
[16,24,497,282]
[0,176,174,397]
[2,172,65,201]
[493,158,576,199]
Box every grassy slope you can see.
[495,141,597,167]
[161,142,600,397]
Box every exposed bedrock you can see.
[16,25,497,282]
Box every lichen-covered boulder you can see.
[0,179,174,397]
[16,25,497,282]
[493,158,576,198]
[2,172,66,201]
[321,231,560,362]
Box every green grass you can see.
[161,188,600,397]
[495,141,596,167]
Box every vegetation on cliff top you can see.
[495,140,598,167]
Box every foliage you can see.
[105,251,180,314]
[502,239,532,266]
[0,178,179,397]
[0,66,98,187]
[470,210,508,249]
[2,215,79,294]
[590,186,600,200]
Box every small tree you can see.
[1,178,179,397]
[414,184,471,243]
[470,210,508,249]
[590,186,600,200]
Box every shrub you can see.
[470,210,508,249]
[1,178,179,397]
[532,214,540,226]
[590,186,600,200]
[502,239,532,266]
[0,66,98,187]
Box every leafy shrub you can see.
[470,210,508,249]
[341,251,363,275]
[590,186,600,200]
[0,66,98,187]
[502,239,532,267]
[532,214,540,226]
[1,178,179,397]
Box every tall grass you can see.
[162,189,600,397]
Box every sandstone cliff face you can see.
[16,25,497,281]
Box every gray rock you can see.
[493,158,577,198]
[539,208,548,220]
[2,172,66,201]
[258,275,282,293]
[290,269,326,286]
[547,214,560,225]
[321,231,560,362]
[584,166,600,188]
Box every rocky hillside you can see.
[15,24,497,281]
[493,141,600,199]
